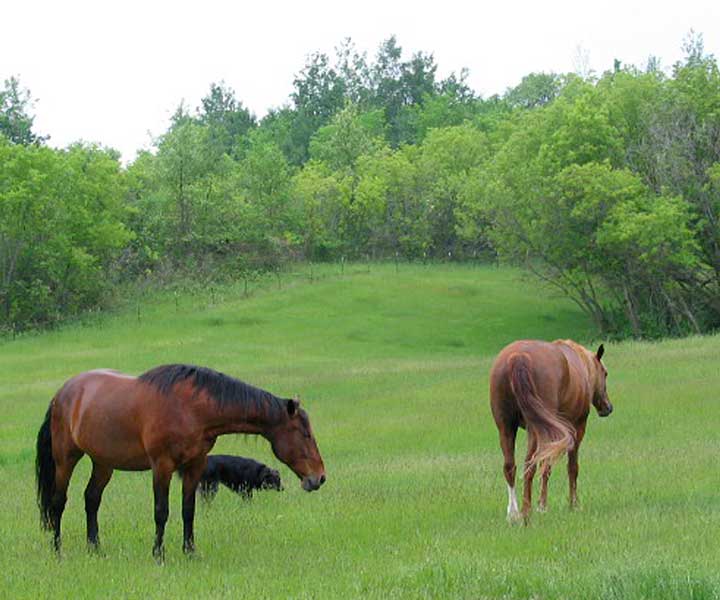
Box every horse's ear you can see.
[596,344,605,361]
[286,398,299,416]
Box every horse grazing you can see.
[35,364,326,559]
[181,455,283,502]
[490,340,612,522]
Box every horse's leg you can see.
[151,460,173,562]
[499,424,519,522]
[538,463,552,512]
[51,450,83,553]
[181,457,206,555]
[84,462,113,550]
[568,422,587,509]
[521,433,538,522]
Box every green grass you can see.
[1,264,718,599]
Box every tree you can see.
[0,77,46,145]
[309,104,385,171]
[504,72,562,109]
[155,117,227,253]
[0,138,130,328]
[353,145,431,257]
[370,37,441,146]
[334,38,372,106]
[417,123,489,257]
[291,52,348,163]
[291,161,352,259]
[198,82,256,158]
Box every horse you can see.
[180,455,283,502]
[35,364,326,559]
[489,340,612,522]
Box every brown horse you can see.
[35,364,326,559]
[490,340,612,522]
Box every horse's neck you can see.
[562,344,597,396]
[203,397,281,438]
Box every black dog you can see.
[183,455,283,501]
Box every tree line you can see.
[1,34,719,338]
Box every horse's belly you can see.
[76,430,151,470]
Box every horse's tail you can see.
[35,402,56,530]
[508,352,575,470]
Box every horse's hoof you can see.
[537,504,547,513]
[87,541,105,556]
[152,547,165,565]
[506,511,522,525]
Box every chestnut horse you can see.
[35,364,326,559]
[490,340,612,522]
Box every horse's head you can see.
[592,344,613,417]
[260,466,283,491]
[267,399,326,492]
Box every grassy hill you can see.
[0,264,717,599]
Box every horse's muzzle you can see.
[598,403,613,417]
[302,473,326,492]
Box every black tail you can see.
[36,403,56,530]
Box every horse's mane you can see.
[553,339,599,380]
[138,364,286,418]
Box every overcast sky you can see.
[2,0,718,163]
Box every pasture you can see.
[0,264,718,599]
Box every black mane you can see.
[139,364,286,418]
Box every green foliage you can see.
[309,104,385,171]
[291,161,351,259]
[6,34,720,338]
[0,137,130,329]
[504,72,562,109]
[0,76,46,145]
[198,81,256,159]
[352,145,430,257]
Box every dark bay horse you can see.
[35,364,326,559]
[490,340,612,522]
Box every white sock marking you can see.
[506,484,520,520]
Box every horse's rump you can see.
[494,345,576,469]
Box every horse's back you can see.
[490,340,566,389]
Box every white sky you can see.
[2,0,719,163]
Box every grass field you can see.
[0,264,718,599]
